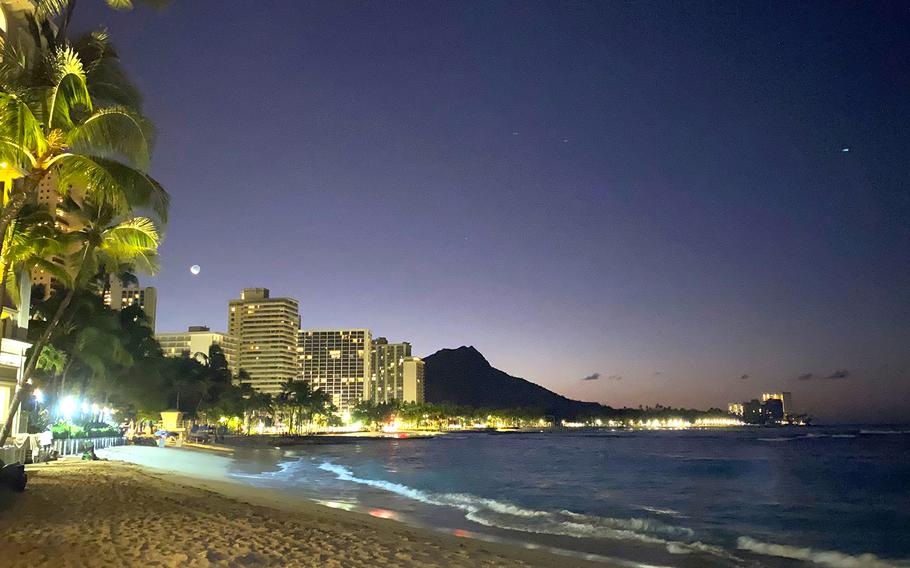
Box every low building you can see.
[0,282,33,460]
[156,326,236,372]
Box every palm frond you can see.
[53,154,169,221]
[0,93,47,164]
[72,31,144,111]
[106,0,134,10]
[31,0,72,18]
[100,216,161,274]
[67,106,151,169]
[46,47,92,130]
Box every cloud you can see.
[740,374,750,380]
[607,374,623,381]
[581,373,600,381]
[796,370,850,381]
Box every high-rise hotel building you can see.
[228,288,300,395]
[401,356,425,404]
[156,326,236,372]
[370,338,425,404]
[104,277,158,331]
[298,329,371,412]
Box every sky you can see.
[74,1,909,423]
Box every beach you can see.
[0,459,598,568]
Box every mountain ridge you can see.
[422,346,605,419]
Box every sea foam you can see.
[737,536,910,568]
[317,461,734,560]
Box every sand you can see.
[0,459,603,568]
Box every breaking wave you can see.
[318,462,736,560]
[737,537,910,568]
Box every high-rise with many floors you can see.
[228,288,300,395]
[104,277,158,331]
[369,337,411,403]
[401,356,425,404]
[298,329,371,412]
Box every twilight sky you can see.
[75,2,909,423]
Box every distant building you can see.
[156,326,236,372]
[737,393,793,425]
[370,338,412,403]
[762,397,784,424]
[228,288,300,395]
[742,399,763,424]
[299,329,371,412]
[761,392,793,417]
[104,277,158,331]
[402,356,426,404]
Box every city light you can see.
[60,396,77,420]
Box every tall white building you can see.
[156,326,236,372]
[228,288,300,395]
[298,329,371,412]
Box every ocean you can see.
[101,427,910,568]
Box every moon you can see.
[190,264,201,275]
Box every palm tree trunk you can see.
[0,238,94,448]
[58,357,75,399]
[0,192,28,257]
[0,284,76,446]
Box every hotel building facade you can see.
[370,338,424,404]
[401,356,425,404]
[104,277,158,331]
[298,329,371,412]
[228,288,300,395]
[156,326,236,372]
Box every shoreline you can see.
[0,459,608,567]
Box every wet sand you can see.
[0,459,605,567]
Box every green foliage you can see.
[352,400,398,430]
[51,421,83,439]
[276,379,336,434]
[50,420,118,439]
[25,406,51,434]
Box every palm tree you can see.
[0,197,160,445]
[0,44,167,263]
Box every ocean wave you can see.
[860,429,910,435]
[758,433,857,442]
[737,536,910,568]
[317,461,738,561]
[638,506,685,518]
